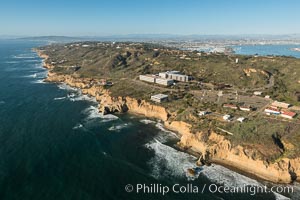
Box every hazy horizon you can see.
[2,33,300,40]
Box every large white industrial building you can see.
[139,71,190,86]
[139,75,174,86]
[159,71,190,82]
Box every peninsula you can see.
[36,41,300,184]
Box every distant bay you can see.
[232,44,300,58]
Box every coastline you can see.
[36,49,300,184]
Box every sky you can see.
[0,0,300,36]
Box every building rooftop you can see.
[272,101,291,108]
[265,107,280,112]
[281,111,296,117]
[166,70,181,74]
[151,94,168,99]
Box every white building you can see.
[271,101,291,109]
[159,71,190,82]
[155,78,174,86]
[237,117,246,123]
[264,107,281,115]
[139,75,156,83]
[151,94,168,103]
[223,114,232,121]
[139,75,174,86]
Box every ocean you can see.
[0,40,298,200]
[232,44,300,58]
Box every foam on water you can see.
[83,106,101,119]
[155,122,180,139]
[100,114,120,122]
[140,119,156,124]
[36,71,47,78]
[54,97,67,100]
[108,123,131,132]
[13,56,36,59]
[145,138,198,180]
[201,164,261,186]
[57,83,78,91]
[145,123,292,199]
[274,193,291,200]
[69,94,97,103]
[73,123,83,130]
[56,87,97,104]
[23,73,38,78]
[31,79,46,84]
[83,105,119,122]
[289,183,300,200]
[12,54,37,59]
[4,61,20,64]
[33,62,44,69]
[146,138,292,199]
[23,59,40,63]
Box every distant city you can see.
[6,34,300,54]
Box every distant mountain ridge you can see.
[11,33,300,43]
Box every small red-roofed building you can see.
[280,111,297,119]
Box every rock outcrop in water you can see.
[38,50,300,184]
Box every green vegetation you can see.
[38,42,300,160]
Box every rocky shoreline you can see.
[36,49,300,184]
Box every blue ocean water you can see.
[232,44,300,58]
[0,40,296,200]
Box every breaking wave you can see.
[140,119,156,124]
[68,94,97,103]
[155,122,179,139]
[108,123,131,132]
[12,54,37,59]
[31,79,46,84]
[100,114,120,122]
[54,97,66,100]
[73,123,83,130]
[23,73,40,78]
[4,61,20,64]
[202,165,292,200]
[83,106,102,120]
[143,122,294,199]
[145,138,198,180]
[57,83,78,91]
[83,105,119,122]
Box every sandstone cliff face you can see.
[165,120,298,183]
[46,72,170,122]
[39,52,299,184]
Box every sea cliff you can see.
[37,50,300,184]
